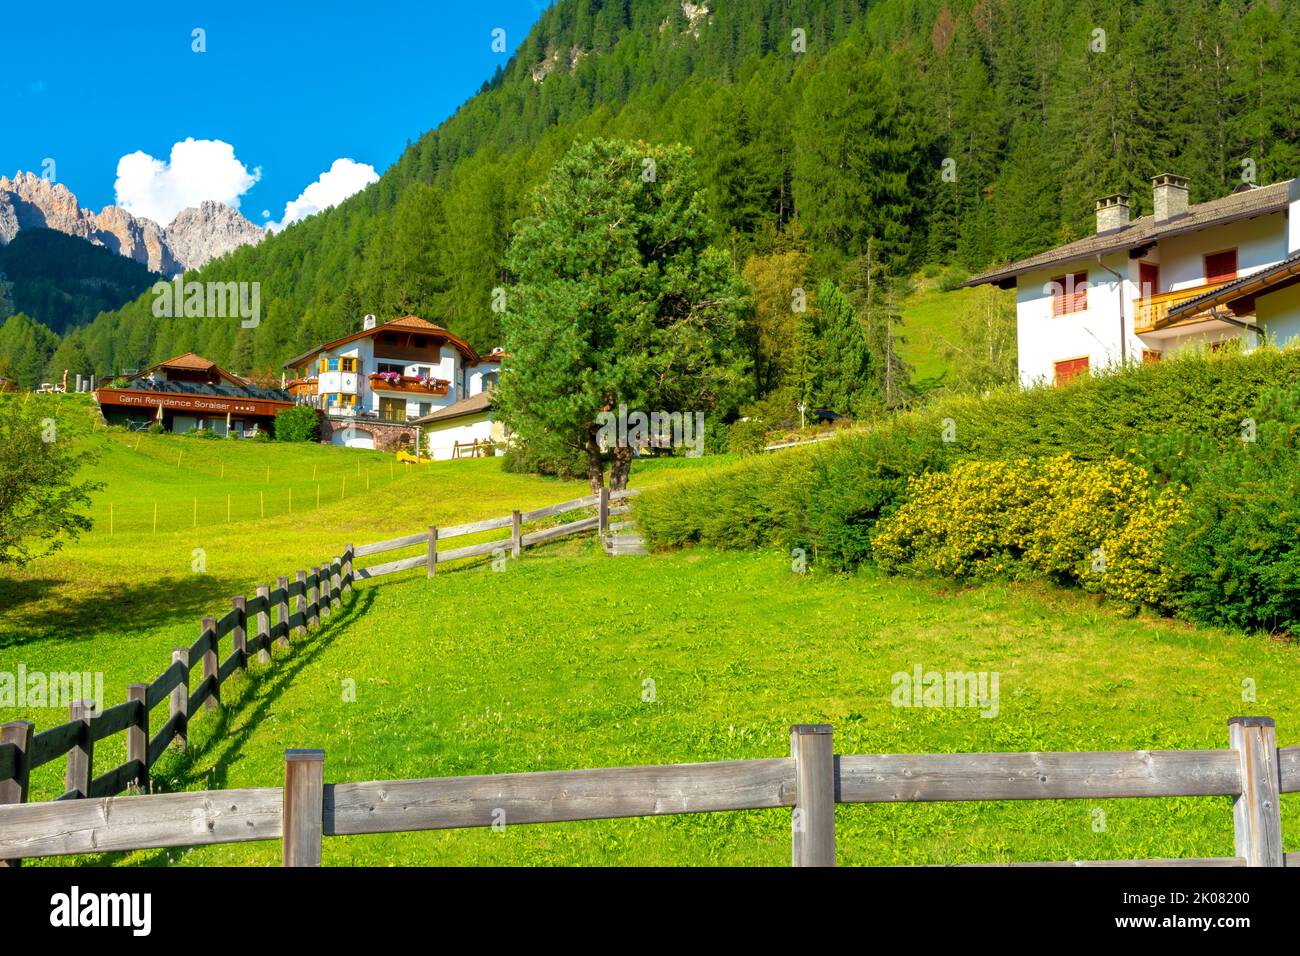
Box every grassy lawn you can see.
[5,403,1297,866]
[12,540,1298,866]
[0,411,700,728]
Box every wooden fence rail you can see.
[352,487,639,581]
[0,544,354,866]
[0,718,1294,867]
[0,488,643,865]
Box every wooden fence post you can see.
[66,700,96,799]
[790,723,836,867]
[598,486,609,535]
[343,545,353,593]
[308,568,319,629]
[317,564,330,620]
[1228,716,1283,867]
[201,617,220,711]
[276,576,291,649]
[283,749,325,867]
[232,596,247,670]
[330,559,341,610]
[427,526,438,578]
[511,510,521,558]
[126,684,149,793]
[295,571,308,638]
[255,585,271,663]
[0,721,34,867]
[170,648,188,750]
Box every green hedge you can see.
[638,347,1300,629]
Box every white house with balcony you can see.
[967,175,1300,386]
[284,314,503,451]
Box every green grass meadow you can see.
[2,405,1297,865]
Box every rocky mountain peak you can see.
[0,172,264,276]
[165,200,265,272]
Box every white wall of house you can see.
[1257,282,1300,347]
[423,412,499,460]
[1158,213,1286,293]
[1015,251,1144,386]
[1289,179,1300,253]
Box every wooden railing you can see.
[0,547,354,866]
[0,719,1294,867]
[0,489,641,863]
[351,487,638,581]
[1133,280,1232,331]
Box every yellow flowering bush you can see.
[872,454,1185,611]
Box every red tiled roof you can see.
[282,316,481,368]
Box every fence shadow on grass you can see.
[55,587,375,868]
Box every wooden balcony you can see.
[368,374,449,396]
[1134,281,1233,332]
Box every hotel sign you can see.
[95,387,293,417]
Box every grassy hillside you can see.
[897,279,986,389]
[13,544,1299,866]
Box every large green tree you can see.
[500,138,750,491]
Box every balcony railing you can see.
[369,373,449,395]
[1134,281,1233,332]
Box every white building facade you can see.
[284,314,502,450]
[969,176,1300,386]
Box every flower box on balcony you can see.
[368,373,449,395]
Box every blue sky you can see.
[4,1,547,226]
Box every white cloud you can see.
[113,138,261,226]
[265,158,378,233]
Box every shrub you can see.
[872,455,1185,612]
[1162,385,1300,634]
[936,266,967,292]
[726,417,769,455]
[274,405,320,443]
[501,436,587,480]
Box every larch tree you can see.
[499,138,750,492]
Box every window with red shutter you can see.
[1205,250,1238,283]
[1050,272,1089,316]
[1053,356,1090,385]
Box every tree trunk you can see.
[610,446,633,492]
[585,424,605,494]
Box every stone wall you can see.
[320,417,417,451]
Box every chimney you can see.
[1095,193,1131,233]
[1151,174,1189,222]
[363,313,377,331]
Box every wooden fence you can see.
[0,719,1295,867]
[0,545,354,865]
[0,488,639,865]
[351,487,637,581]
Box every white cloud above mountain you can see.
[111,139,377,232]
[265,158,379,232]
[114,138,261,225]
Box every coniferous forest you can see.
[12,0,1300,405]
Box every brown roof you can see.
[282,316,481,368]
[140,353,247,385]
[966,181,1292,288]
[408,390,493,425]
[155,352,215,370]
